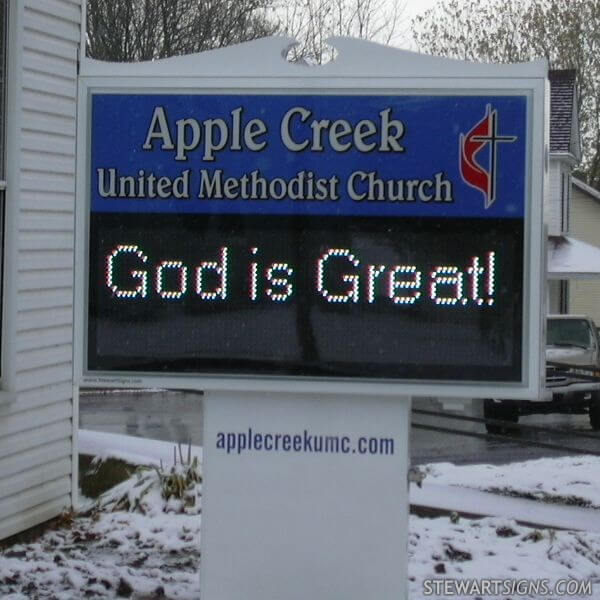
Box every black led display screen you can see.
[88,213,523,380]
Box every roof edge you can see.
[550,151,578,166]
[572,177,600,201]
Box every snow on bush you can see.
[97,444,202,516]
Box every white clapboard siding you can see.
[21,114,76,139]
[21,129,76,155]
[20,170,75,193]
[15,364,74,393]
[16,325,73,351]
[23,7,79,44]
[16,345,73,371]
[18,249,74,271]
[567,181,600,324]
[20,191,74,212]
[0,477,72,522]
[17,288,73,312]
[1,457,72,500]
[23,30,77,59]
[18,271,74,292]
[23,29,75,56]
[0,497,71,541]
[16,306,73,332]
[0,400,72,442]
[19,232,75,252]
[19,212,74,231]
[0,0,81,539]
[0,382,72,415]
[22,89,77,121]
[0,419,72,459]
[0,437,72,480]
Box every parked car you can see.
[484,314,600,433]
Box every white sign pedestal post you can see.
[201,391,411,600]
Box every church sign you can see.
[77,48,545,399]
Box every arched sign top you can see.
[81,35,548,80]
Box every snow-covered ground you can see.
[1,431,599,599]
[412,455,600,533]
[423,456,600,508]
[409,515,600,599]
[0,507,201,599]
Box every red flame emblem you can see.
[459,105,516,209]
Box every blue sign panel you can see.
[90,94,527,218]
[87,93,527,382]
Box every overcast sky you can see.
[399,0,440,49]
[403,0,439,22]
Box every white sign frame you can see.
[75,37,547,400]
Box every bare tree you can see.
[413,0,600,187]
[87,0,405,66]
[412,0,530,64]
[86,0,279,62]
[281,0,405,65]
[523,0,600,186]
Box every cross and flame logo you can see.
[459,104,517,209]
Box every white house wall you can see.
[567,184,600,324]
[0,0,80,540]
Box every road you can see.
[79,390,600,466]
[411,398,599,465]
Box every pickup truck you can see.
[484,314,600,433]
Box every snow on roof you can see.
[572,176,600,201]
[548,235,600,279]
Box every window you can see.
[560,171,570,233]
[559,279,569,314]
[547,317,592,349]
